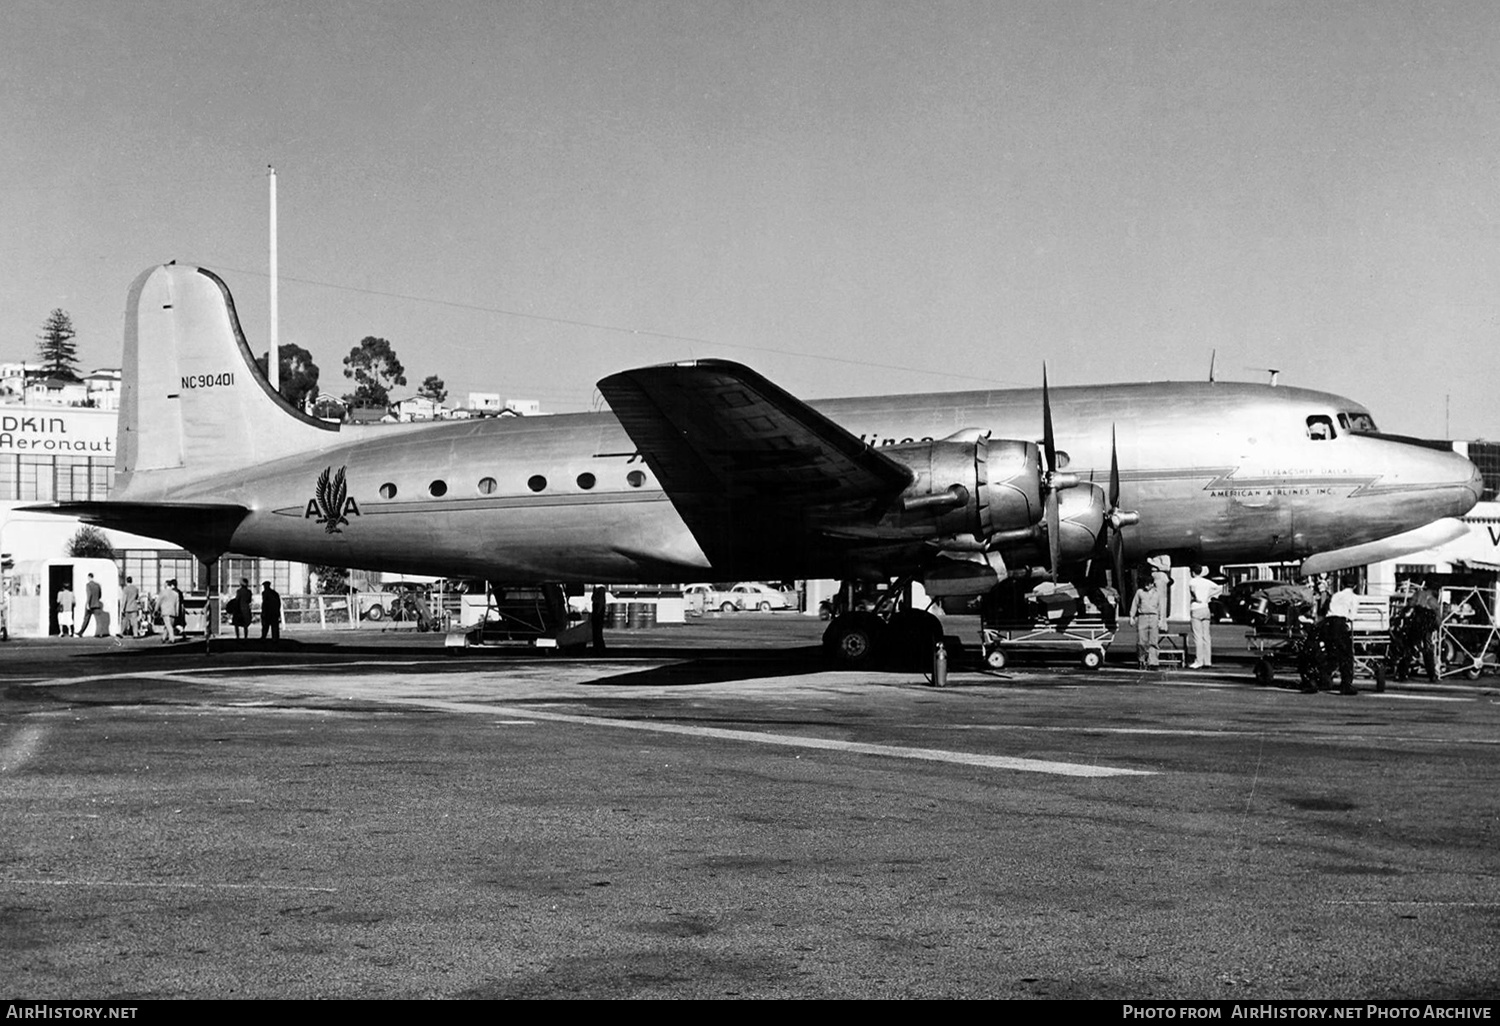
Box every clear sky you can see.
[3,1,1498,437]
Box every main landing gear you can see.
[822,579,947,670]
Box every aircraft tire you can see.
[823,612,886,667]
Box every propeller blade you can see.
[1042,365,1056,474]
[1109,425,1121,511]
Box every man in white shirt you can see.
[1320,585,1360,695]
[1187,566,1223,669]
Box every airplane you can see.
[31,263,1484,662]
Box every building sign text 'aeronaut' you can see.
[0,409,117,455]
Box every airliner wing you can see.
[598,360,913,571]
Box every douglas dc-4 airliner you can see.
[33,263,1483,661]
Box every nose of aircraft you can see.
[1463,458,1484,508]
[1431,446,1484,517]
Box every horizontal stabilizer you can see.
[19,501,249,559]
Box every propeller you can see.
[1091,424,1140,596]
[1039,366,1078,575]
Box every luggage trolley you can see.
[978,579,1119,672]
[1247,593,1388,691]
[981,620,1115,671]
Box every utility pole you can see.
[268,165,279,393]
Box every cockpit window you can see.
[1338,411,1378,434]
[1306,415,1336,441]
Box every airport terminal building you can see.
[0,402,305,623]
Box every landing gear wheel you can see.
[984,646,1007,671]
[1080,649,1103,671]
[823,613,886,668]
[1253,658,1274,687]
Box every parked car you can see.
[730,582,791,612]
[683,583,737,614]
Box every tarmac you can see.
[2,615,1498,999]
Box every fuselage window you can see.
[379,482,397,499]
[429,480,448,497]
[577,472,596,490]
[627,470,646,488]
[528,475,547,493]
[477,477,497,495]
[1306,415,1336,441]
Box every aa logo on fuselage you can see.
[306,465,362,533]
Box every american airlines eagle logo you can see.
[305,466,361,533]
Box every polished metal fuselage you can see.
[140,380,1482,583]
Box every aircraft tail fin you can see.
[115,264,338,496]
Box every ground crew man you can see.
[1128,576,1165,669]
[1322,583,1360,695]
[1409,582,1441,681]
[1188,566,1222,668]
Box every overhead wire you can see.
[207,262,1023,389]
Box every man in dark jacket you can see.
[260,582,282,644]
[78,573,105,637]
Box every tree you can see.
[36,309,80,380]
[310,565,349,594]
[256,343,320,410]
[342,336,405,409]
[418,374,447,405]
[66,525,116,561]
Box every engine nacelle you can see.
[992,480,1108,567]
[830,436,1043,542]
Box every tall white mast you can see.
[268,164,280,393]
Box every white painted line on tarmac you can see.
[1,878,337,893]
[366,696,1153,777]
[1375,692,1474,703]
[948,723,1500,745]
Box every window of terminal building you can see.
[121,551,297,598]
[0,454,113,502]
[1465,441,1500,502]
